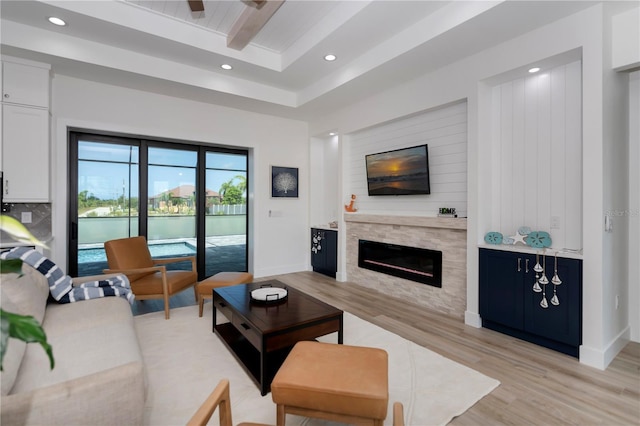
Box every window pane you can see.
[77,152,139,277]
[205,152,247,277]
[78,141,139,163]
[206,152,247,171]
[148,147,197,167]
[148,148,197,272]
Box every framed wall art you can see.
[271,166,299,198]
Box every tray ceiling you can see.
[0,0,601,119]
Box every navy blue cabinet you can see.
[311,228,337,278]
[479,249,527,330]
[479,248,582,357]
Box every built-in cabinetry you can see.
[311,228,337,278]
[1,56,51,202]
[479,248,582,357]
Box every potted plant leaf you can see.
[0,215,54,370]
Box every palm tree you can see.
[219,175,247,204]
[78,190,88,208]
[188,192,196,215]
[219,180,233,202]
[234,175,247,194]
[160,191,173,213]
[173,197,185,213]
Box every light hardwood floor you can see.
[136,271,640,425]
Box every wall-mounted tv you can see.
[365,144,430,196]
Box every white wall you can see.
[309,135,340,227]
[488,61,582,251]
[344,101,468,217]
[50,75,309,278]
[308,4,630,369]
[600,2,632,363]
[612,7,640,71]
[629,70,640,342]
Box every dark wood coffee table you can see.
[212,280,343,395]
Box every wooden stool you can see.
[197,272,253,317]
[271,341,389,426]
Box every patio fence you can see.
[78,215,246,244]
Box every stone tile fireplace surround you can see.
[344,214,467,319]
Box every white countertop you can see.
[478,243,583,259]
[311,225,338,231]
[0,236,53,250]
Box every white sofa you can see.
[1,263,146,425]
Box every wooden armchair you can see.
[187,379,233,426]
[187,379,405,426]
[393,402,405,426]
[187,379,267,426]
[104,236,197,319]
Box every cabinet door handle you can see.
[525,259,530,273]
[4,179,8,195]
[3,93,9,99]
[517,257,521,272]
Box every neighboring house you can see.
[1,1,638,371]
[149,185,220,211]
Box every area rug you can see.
[135,305,499,425]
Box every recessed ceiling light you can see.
[329,132,337,136]
[221,64,233,70]
[324,54,337,62]
[528,67,541,73]
[48,16,66,26]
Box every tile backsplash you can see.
[1,203,52,244]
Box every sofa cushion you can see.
[1,361,146,426]
[0,295,27,396]
[10,297,144,394]
[1,265,50,323]
[1,247,73,302]
[0,264,50,396]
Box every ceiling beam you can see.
[187,1,204,12]
[227,0,285,51]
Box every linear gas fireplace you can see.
[358,240,442,287]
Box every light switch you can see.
[605,215,613,232]
[21,212,33,224]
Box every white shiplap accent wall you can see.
[490,60,582,250]
[345,101,468,217]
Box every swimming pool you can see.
[78,242,196,263]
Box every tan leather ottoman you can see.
[197,272,253,317]
[271,341,389,426]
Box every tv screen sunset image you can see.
[366,145,430,195]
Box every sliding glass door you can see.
[69,135,140,277]
[205,151,247,276]
[69,132,248,279]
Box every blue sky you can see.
[78,142,246,200]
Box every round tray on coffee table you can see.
[250,286,288,304]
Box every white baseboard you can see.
[465,311,482,328]
[254,263,308,278]
[580,326,631,370]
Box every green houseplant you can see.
[0,215,54,370]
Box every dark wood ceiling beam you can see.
[187,0,204,12]
[227,0,284,50]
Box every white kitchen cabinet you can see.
[2,58,50,108]
[1,56,51,202]
[2,104,50,202]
